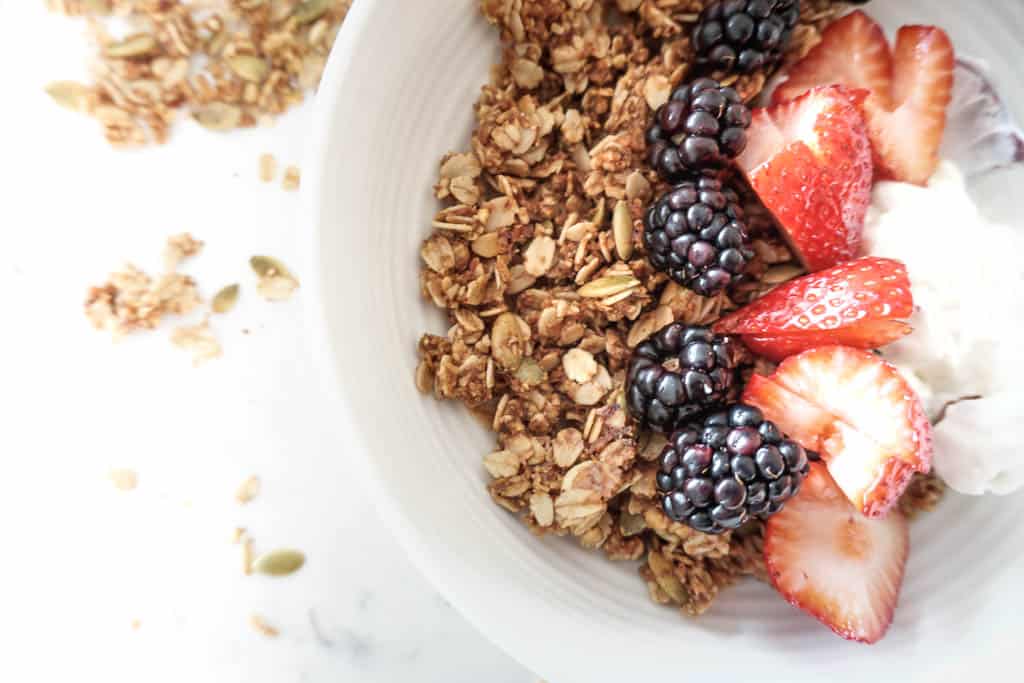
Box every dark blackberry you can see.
[656,404,811,534]
[646,78,751,182]
[692,0,802,74]
[626,324,750,433]
[642,177,754,295]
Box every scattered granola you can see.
[259,153,278,183]
[45,0,352,146]
[170,319,223,366]
[163,232,205,272]
[414,0,932,619]
[236,527,256,575]
[235,474,262,504]
[281,165,301,191]
[249,613,279,638]
[109,468,138,491]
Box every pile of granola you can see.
[415,0,944,617]
[45,0,351,146]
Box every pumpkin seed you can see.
[227,55,270,83]
[577,275,640,298]
[293,0,331,24]
[212,284,240,314]
[252,548,306,576]
[104,34,159,59]
[193,102,242,131]
[612,200,633,261]
[249,255,295,280]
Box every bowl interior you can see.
[307,1,1024,679]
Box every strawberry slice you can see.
[741,320,912,363]
[736,86,872,272]
[774,10,893,108]
[871,26,955,184]
[714,257,913,361]
[742,346,932,517]
[773,11,954,186]
[764,462,909,644]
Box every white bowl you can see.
[303,1,1024,680]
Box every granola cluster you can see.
[45,0,351,146]
[415,0,943,618]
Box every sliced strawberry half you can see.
[774,10,893,108]
[736,86,872,272]
[714,257,913,361]
[773,11,954,186]
[741,320,912,363]
[871,26,955,184]
[742,346,932,517]
[764,462,909,644]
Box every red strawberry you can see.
[714,257,913,361]
[871,26,955,184]
[773,11,954,186]
[736,86,872,272]
[764,462,909,644]
[741,320,912,363]
[773,10,893,107]
[742,346,932,518]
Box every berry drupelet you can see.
[643,177,754,296]
[692,0,802,74]
[646,78,751,182]
[656,404,813,534]
[626,324,750,433]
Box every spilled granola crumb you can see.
[236,475,261,504]
[281,165,301,191]
[170,319,223,366]
[259,153,277,183]
[249,614,279,638]
[109,468,138,491]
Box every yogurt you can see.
[862,161,1024,495]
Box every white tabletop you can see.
[0,3,534,681]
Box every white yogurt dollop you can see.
[862,161,1024,495]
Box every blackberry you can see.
[646,78,751,182]
[626,324,749,432]
[692,0,802,74]
[656,404,812,534]
[643,177,754,296]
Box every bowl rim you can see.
[299,0,536,673]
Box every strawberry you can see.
[764,462,909,644]
[871,26,955,184]
[773,11,893,108]
[736,86,872,272]
[742,346,932,517]
[773,11,954,186]
[714,257,913,361]
[741,320,912,363]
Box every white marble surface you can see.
[0,3,534,681]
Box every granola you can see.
[45,0,351,146]
[414,1,938,619]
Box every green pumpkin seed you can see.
[252,549,306,576]
[211,284,240,314]
[227,55,270,83]
[293,0,331,24]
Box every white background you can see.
[0,3,533,681]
